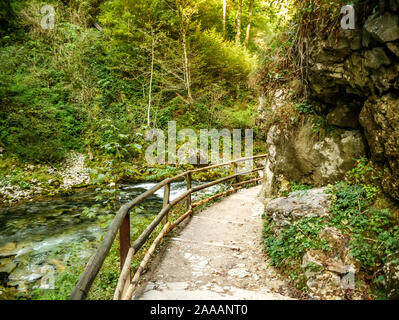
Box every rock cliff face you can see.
[262,123,367,198]
[308,1,399,200]
[262,0,399,201]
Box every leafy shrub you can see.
[263,216,330,287]
[192,29,257,86]
[328,182,399,275]
[218,105,256,129]
[294,103,313,115]
[345,157,383,201]
[281,181,313,197]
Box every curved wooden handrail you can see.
[70,154,267,300]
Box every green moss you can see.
[281,181,313,197]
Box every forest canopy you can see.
[0,0,295,163]
[0,0,349,163]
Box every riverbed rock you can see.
[0,151,92,206]
[59,152,89,189]
[0,243,17,258]
[0,272,8,286]
[49,259,66,272]
[0,257,17,273]
[8,264,55,291]
[383,251,399,300]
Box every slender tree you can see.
[176,0,200,103]
[223,0,227,38]
[147,27,155,127]
[244,0,254,48]
[235,0,243,46]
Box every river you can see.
[0,181,227,292]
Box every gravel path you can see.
[133,186,298,300]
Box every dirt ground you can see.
[133,186,299,300]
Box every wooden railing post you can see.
[186,172,192,210]
[120,212,130,272]
[233,162,239,186]
[162,183,170,224]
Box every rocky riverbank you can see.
[0,152,90,207]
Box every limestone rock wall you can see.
[262,0,399,201]
[261,120,367,199]
[308,1,399,200]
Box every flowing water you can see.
[0,181,227,292]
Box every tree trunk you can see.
[182,31,193,102]
[244,0,254,48]
[223,0,227,38]
[147,29,155,127]
[235,0,242,46]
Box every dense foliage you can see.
[0,0,283,164]
[2,0,398,301]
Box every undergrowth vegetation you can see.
[263,178,399,298]
[0,0,265,166]
[263,215,330,288]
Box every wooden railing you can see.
[70,154,267,300]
